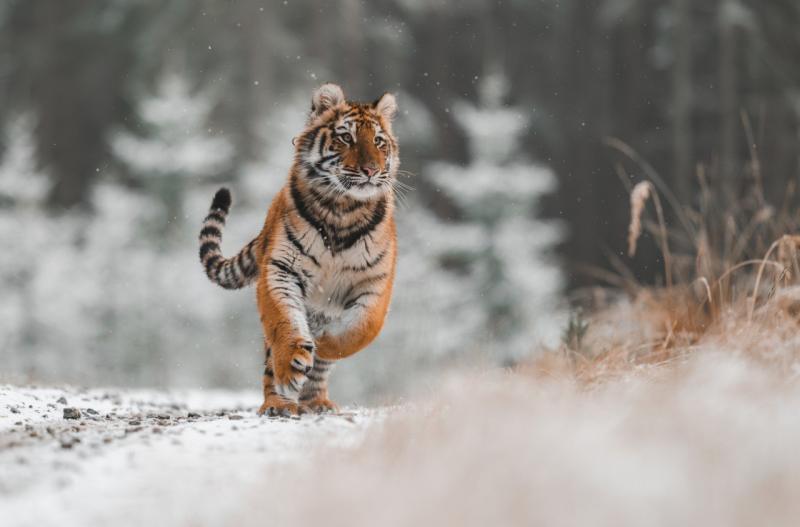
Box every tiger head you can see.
[295,83,399,201]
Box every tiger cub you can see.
[198,84,399,416]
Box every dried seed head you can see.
[628,181,652,257]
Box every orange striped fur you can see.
[199,84,399,416]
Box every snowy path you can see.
[0,385,377,527]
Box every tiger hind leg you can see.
[298,357,338,414]
[257,346,309,417]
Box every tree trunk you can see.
[719,0,738,206]
[673,0,693,202]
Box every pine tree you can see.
[421,72,564,360]
[112,71,233,235]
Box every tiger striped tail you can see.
[199,188,261,290]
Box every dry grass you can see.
[541,135,800,384]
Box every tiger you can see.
[198,83,399,416]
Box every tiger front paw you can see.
[273,339,315,400]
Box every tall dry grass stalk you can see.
[627,181,672,287]
[543,136,800,385]
[627,181,650,257]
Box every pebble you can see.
[228,415,244,420]
[63,408,82,420]
[56,396,68,405]
[60,437,80,449]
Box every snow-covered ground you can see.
[4,351,800,527]
[0,386,378,527]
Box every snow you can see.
[4,352,800,526]
[0,385,378,527]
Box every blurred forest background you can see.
[1,0,800,402]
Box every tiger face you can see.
[295,84,399,201]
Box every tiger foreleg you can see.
[256,263,315,416]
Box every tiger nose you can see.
[361,165,379,178]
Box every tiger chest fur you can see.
[279,199,395,339]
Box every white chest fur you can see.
[287,228,386,338]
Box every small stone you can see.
[228,415,244,420]
[9,407,19,414]
[187,412,201,419]
[156,414,171,420]
[56,396,68,405]
[63,408,81,420]
[128,420,142,426]
[85,408,99,415]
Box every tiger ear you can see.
[373,92,397,121]
[310,83,345,116]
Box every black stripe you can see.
[305,165,328,182]
[199,241,219,260]
[200,226,221,239]
[269,259,307,297]
[307,185,342,216]
[308,185,365,217]
[316,153,339,165]
[307,372,326,382]
[204,254,222,274]
[302,124,325,150]
[290,178,328,242]
[344,291,379,309]
[222,261,235,286]
[285,222,320,267]
[318,128,328,157]
[343,248,388,272]
[234,253,247,278]
[228,258,242,283]
[333,198,387,251]
[205,212,226,224]
[340,273,387,305]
